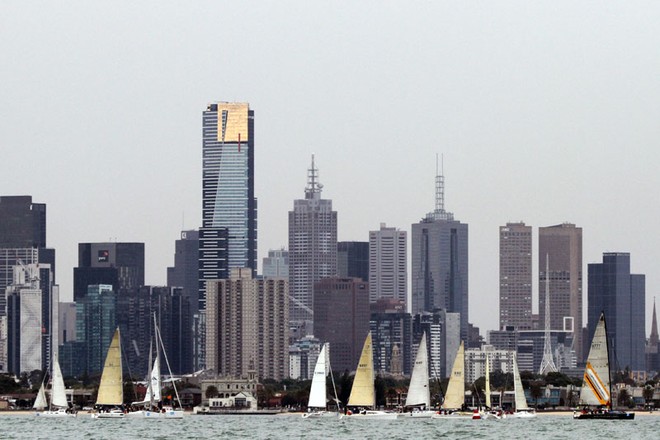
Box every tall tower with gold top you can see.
[200,102,257,311]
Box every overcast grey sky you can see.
[2,1,659,335]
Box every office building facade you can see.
[313,277,369,373]
[206,269,289,380]
[588,252,645,371]
[411,168,469,341]
[288,156,337,331]
[499,222,532,330]
[74,242,144,301]
[76,284,116,375]
[201,102,257,310]
[262,248,289,279]
[370,299,412,375]
[538,223,583,362]
[337,241,369,282]
[369,224,407,305]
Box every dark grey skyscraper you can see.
[167,230,200,313]
[200,102,256,311]
[588,252,645,371]
[411,165,469,341]
[288,156,337,331]
[337,241,369,281]
[73,242,144,302]
[499,222,532,330]
[0,196,46,248]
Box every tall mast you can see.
[426,154,453,221]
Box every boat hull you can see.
[573,410,634,420]
[126,409,184,419]
[508,410,536,418]
[342,410,398,420]
[92,410,126,419]
[35,409,77,418]
[398,410,435,418]
[432,410,478,420]
[302,410,340,419]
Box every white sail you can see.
[144,356,161,404]
[405,333,430,408]
[512,353,529,410]
[579,313,611,407]
[442,341,465,409]
[485,354,491,408]
[51,358,68,408]
[348,332,375,408]
[308,343,328,408]
[33,381,48,410]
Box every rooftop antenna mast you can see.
[539,254,558,374]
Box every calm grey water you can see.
[1,414,659,439]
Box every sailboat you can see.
[127,314,184,419]
[342,332,397,420]
[480,353,502,420]
[573,312,634,420]
[508,353,535,418]
[302,343,340,418]
[35,358,76,417]
[91,328,125,419]
[432,341,475,419]
[400,332,434,418]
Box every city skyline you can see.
[2,2,660,335]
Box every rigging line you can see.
[155,317,183,410]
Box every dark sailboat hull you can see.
[573,411,634,420]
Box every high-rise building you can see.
[201,102,256,310]
[76,284,116,375]
[0,196,46,249]
[6,263,57,374]
[313,277,369,373]
[288,156,337,331]
[0,196,55,373]
[370,299,412,375]
[369,224,407,305]
[73,242,144,301]
[411,165,469,341]
[206,269,289,380]
[337,241,369,282]
[412,310,461,378]
[538,223,583,362]
[499,222,532,330]
[167,230,200,312]
[588,252,645,371]
[116,286,192,376]
[263,249,289,279]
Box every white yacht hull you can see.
[509,410,536,418]
[126,409,184,419]
[398,410,435,418]
[35,409,77,418]
[432,410,480,420]
[92,410,125,419]
[302,410,340,419]
[342,410,398,420]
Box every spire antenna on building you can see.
[539,254,558,374]
[426,154,453,221]
[305,154,322,199]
